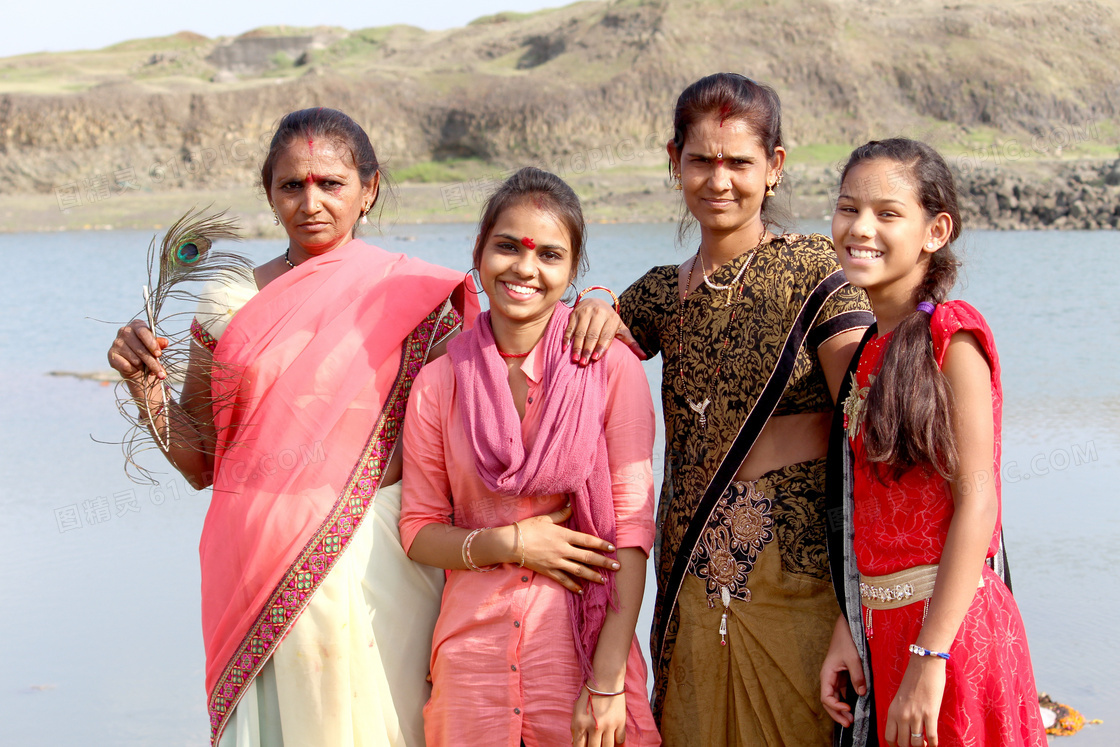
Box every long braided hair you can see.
[844,138,963,478]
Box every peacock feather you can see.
[113,206,253,482]
[144,207,246,326]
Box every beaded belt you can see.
[859,564,983,610]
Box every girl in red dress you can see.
[819,139,1046,747]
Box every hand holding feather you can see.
[107,207,251,485]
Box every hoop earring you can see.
[465,268,485,295]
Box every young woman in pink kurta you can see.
[399,168,661,747]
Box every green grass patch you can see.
[392,158,492,183]
[469,10,538,25]
[787,143,855,166]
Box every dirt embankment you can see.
[1,0,1118,230]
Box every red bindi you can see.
[307,136,314,154]
[521,236,536,249]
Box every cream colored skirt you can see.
[218,482,443,747]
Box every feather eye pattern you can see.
[145,207,247,324]
[114,206,254,483]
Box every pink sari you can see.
[201,239,476,745]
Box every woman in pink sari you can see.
[399,167,660,747]
[107,108,479,746]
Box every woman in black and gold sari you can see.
[569,73,873,746]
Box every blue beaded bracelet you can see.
[909,644,950,661]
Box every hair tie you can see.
[916,301,936,315]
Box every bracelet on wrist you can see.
[908,643,950,661]
[512,521,526,568]
[584,682,625,697]
[575,285,620,313]
[462,527,496,572]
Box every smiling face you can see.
[669,114,784,238]
[477,200,575,330]
[832,158,951,299]
[267,137,378,259]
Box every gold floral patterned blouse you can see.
[620,232,873,628]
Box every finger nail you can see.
[607,544,615,552]
[611,562,620,570]
[577,588,584,595]
[580,355,589,365]
[591,351,602,361]
[571,352,579,363]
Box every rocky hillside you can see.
[1,0,1118,227]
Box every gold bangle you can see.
[513,521,526,568]
[575,285,620,313]
[584,682,625,697]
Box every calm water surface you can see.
[1,222,1116,744]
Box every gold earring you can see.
[673,173,683,191]
[766,182,775,197]
[272,209,279,226]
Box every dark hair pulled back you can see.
[843,138,964,479]
[472,167,587,282]
[260,107,384,222]
[670,73,787,242]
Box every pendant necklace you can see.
[678,229,767,429]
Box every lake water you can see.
[1,222,1117,745]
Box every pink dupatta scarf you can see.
[201,239,476,744]
[448,302,616,681]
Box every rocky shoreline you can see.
[789,157,1120,231]
[3,157,1118,234]
[955,158,1120,231]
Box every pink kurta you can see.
[400,340,660,747]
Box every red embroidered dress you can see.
[845,301,1045,746]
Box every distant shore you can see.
[4,157,1118,236]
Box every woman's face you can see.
[669,114,784,236]
[831,158,945,295]
[477,200,575,328]
[267,137,378,258]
